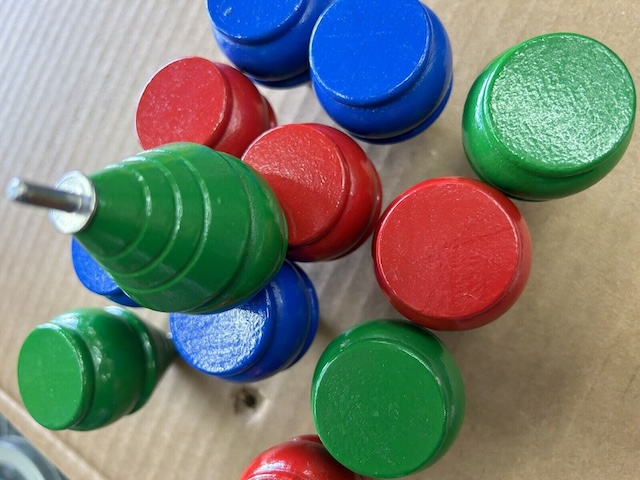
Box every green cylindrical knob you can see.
[311,320,465,478]
[17,307,175,431]
[76,142,287,313]
[463,33,636,201]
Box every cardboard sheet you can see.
[1,1,638,478]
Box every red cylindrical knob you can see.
[240,435,368,480]
[242,124,382,261]
[373,177,532,330]
[135,57,276,157]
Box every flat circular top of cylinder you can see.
[169,288,275,375]
[312,321,463,478]
[487,33,635,176]
[18,325,90,430]
[310,0,429,106]
[242,124,349,246]
[316,342,445,474]
[136,57,231,149]
[209,0,305,43]
[374,177,529,328]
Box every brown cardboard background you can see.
[1,1,638,479]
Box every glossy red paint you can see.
[243,124,382,262]
[373,177,532,330]
[136,57,276,157]
[240,435,369,480]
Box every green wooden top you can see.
[311,320,465,478]
[17,307,175,431]
[463,33,636,200]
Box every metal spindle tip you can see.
[5,172,97,234]
[6,177,27,201]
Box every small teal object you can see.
[207,0,332,87]
[71,238,140,307]
[169,260,319,382]
[310,0,452,143]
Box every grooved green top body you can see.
[463,33,636,200]
[311,320,465,478]
[75,142,287,313]
[17,307,175,431]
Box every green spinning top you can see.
[311,320,465,478]
[463,33,636,201]
[7,142,287,313]
[18,307,175,431]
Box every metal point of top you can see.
[5,172,97,234]
[7,177,88,213]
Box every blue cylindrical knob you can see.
[207,0,332,87]
[71,238,140,307]
[169,260,319,382]
[310,0,452,143]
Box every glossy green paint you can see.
[311,320,465,478]
[463,33,636,201]
[75,142,287,313]
[17,307,175,431]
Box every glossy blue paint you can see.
[310,0,452,143]
[70,239,139,307]
[207,0,332,87]
[169,260,319,382]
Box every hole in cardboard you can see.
[232,386,262,416]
